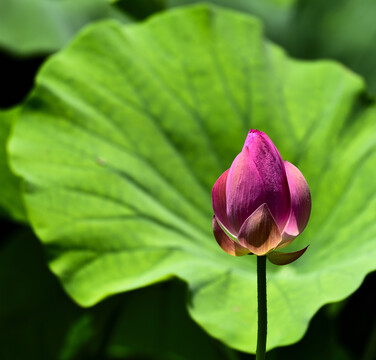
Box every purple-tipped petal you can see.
[226,130,291,233]
[242,129,261,149]
[247,131,291,230]
[282,161,311,242]
[212,216,250,256]
[212,169,237,236]
[267,245,309,265]
[237,203,282,256]
[225,149,265,233]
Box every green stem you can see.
[256,255,267,360]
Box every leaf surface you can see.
[9,5,376,352]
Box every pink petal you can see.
[237,203,282,256]
[282,161,311,242]
[212,216,250,256]
[247,131,292,230]
[226,130,291,233]
[212,169,238,236]
[225,148,265,233]
[242,128,261,148]
[267,245,309,265]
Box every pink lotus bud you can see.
[212,129,311,265]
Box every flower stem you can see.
[256,255,267,360]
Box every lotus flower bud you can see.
[212,129,311,265]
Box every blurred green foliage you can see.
[0,229,82,359]
[0,107,26,221]
[0,0,131,56]
[282,0,376,95]
[0,228,229,360]
[1,0,376,359]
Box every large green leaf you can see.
[0,107,26,221]
[9,4,376,352]
[112,0,376,95]
[0,0,131,56]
